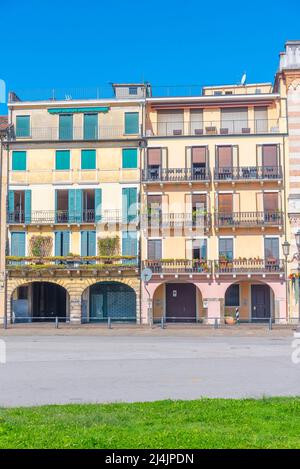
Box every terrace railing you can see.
[142,167,211,182]
[214,166,283,181]
[215,211,283,228]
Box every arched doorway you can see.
[12,282,68,322]
[224,281,274,322]
[152,282,203,323]
[88,282,136,322]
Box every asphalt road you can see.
[0,331,299,406]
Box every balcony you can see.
[214,166,283,182]
[7,256,139,277]
[143,212,211,231]
[146,119,282,137]
[13,126,139,141]
[142,167,211,183]
[8,210,97,225]
[142,259,212,275]
[215,211,283,229]
[215,258,284,275]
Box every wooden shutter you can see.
[191,147,206,164]
[84,114,98,140]
[81,231,88,256]
[217,146,233,168]
[95,189,102,222]
[147,148,161,166]
[263,192,278,211]
[218,193,233,212]
[262,145,278,166]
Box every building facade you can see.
[2,41,300,325]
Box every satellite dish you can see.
[141,268,152,283]
[240,73,247,86]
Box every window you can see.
[12,151,26,171]
[147,239,162,260]
[225,284,240,306]
[122,187,137,222]
[129,87,138,95]
[11,232,26,256]
[147,148,162,179]
[122,231,138,258]
[124,112,139,134]
[255,107,268,133]
[16,116,30,137]
[157,110,184,136]
[59,114,73,140]
[122,148,138,169]
[81,149,96,170]
[81,231,96,256]
[192,239,207,260]
[219,238,233,261]
[191,147,206,179]
[84,114,98,140]
[264,237,279,260]
[221,107,248,133]
[54,231,70,256]
[214,91,222,96]
[56,150,70,170]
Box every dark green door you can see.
[89,282,136,322]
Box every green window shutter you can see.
[84,114,98,140]
[62,231,70,256]
[125,112,139,134]
[122,231,137,264]
[122,188,137,222]
[24,190,31,224]
[8,191,15,219]
[16,116,30,137]
[59,115,73,140]
[88,231,96,256]
[56,150,70,170]
[81,231,88,256]
[54,232,61,256]
[11,232,26,256]
[68,189,75,223]
[75,189,82,223]
[122,148,138,169]
[81,149,96,170]
[12,151,26,171]
[95,189,102,222]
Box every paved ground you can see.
[0,328,299,407]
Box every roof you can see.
[0,116,8,131]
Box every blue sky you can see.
[1,0,300,112]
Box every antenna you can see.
[240,73,247,86]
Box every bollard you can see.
[55,316,59,329]
[108,316,112,329]
[3,315,7,330]
[214,318,218,329]
[161,316,165,329]
[269,317,273,331]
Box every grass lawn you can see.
[0,398,299,449]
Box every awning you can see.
[48,107,109,114]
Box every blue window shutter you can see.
[125,112,139,134]
[89,231,96,256]
[12,151,26,171]
[11,232,25,256]
[95,189,102,222]
[81,231,88,256]
[16,116,30,137]
[62,231,70,256]
[122,188,129,222]
[8,191,14,220]
[122,148,138,169]
[24,190,31,224]
[68,189,75,223]
[56,150,70,170]
[75,189,82,222]
[81,149,96,169]
[128,188,137,222]
[54,232,61,256]
[122,231,137,264]
[84,114,98,140]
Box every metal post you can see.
[108,316,111,329]
[3,313,7,330]
[161,316,165,329]
[269,316,273,331]
[214,318,218,329]
[55,316,58,329]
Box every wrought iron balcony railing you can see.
[214,166,283,181]
[142,167,211,182]
[215,258,284,274]
[6,256,139,271]
[146,119,282,137]
[143,212,211,230]
[13,126,140,141]
[142,259,212,274]
[8,210,97,224]
[215,211,283,228]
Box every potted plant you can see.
[224,314,237,325]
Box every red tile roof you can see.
[0,115,8,131]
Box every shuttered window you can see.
[255,107,268,133]
[81,149,96,169]
[84,114,98,140]
[147,239,162,260]
[124,112,139,134]
[157,110,184,136]
[81,231,96,256]
[263,192,278,211]
[264,237,279,259]
[218,193,233,213]
[262,145,278,167]
[11,232,26,256]
[122,187,137,222]
[12,151,26,171]
[221,107,248,133]
[190,110,203,134]
[56,150,70,170]
[55,231,70,256]
[192,147,206,165]
[122,148,138,169]
[16,116,30,137]
[59,114,73,140]
[217,146,233,168]
[147,148,161,166]
[192,239,207,260]
[122,231,138,263]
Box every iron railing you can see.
[215,258,284,274]
[214,166,283,181]
[142,167,211,182]
[7,256,139,270]
[8,210,97,224]
[143,212,211,230]
[215,211,283,227]
[13,126,140,141]
[142,259,212,274]
[146,119,282,137]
